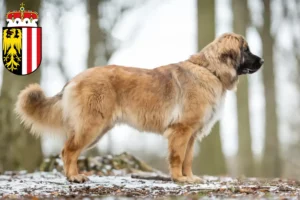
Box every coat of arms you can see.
[2,3,42,75]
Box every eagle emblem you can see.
[2,3,42,75]
[3,28,22,71]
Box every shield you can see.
[2,27,42,75]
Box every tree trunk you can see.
[232,0,255,177]
[87,0,113,155]
[88,0,101,68]
[0,1,43,172]
[261,0,281,177]
[194,0,227,175]
[87,0,109,68]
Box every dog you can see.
[15,33,264,183]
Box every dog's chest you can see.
[198,95,225,140]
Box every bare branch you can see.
[131,173,172,182]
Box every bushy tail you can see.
[15,83,64,137]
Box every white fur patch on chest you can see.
[197,95,225,141]
[167,103,182,125]
[163,103,182,138]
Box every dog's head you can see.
[188,33,263,90]
[215,33,264,75]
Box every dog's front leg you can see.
[182,135,202,183]
[166,124,193,183]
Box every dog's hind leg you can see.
[62,122,111,183]
[61,81,116,182]
[61,134,88,183]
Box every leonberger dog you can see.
[15,33,263,183]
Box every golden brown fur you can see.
[15,33,250,183]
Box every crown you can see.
[6,3,39,27]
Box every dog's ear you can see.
[220,49,239,65]
[218,35,243,68]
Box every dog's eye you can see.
[244,47,249,52]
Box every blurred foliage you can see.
[40,152,159,176]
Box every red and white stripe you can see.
[22,28,41,75]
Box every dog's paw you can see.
[67,174,89,183]
[186,175,203,183]
[173,176,189,183]
[173,175,203,184]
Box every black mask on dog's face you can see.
[237,46,264,75]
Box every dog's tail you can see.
[15,83,64,137]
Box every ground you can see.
[0,153,300,199]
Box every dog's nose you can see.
[260,59,264,65]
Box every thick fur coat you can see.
[15,33,263,183]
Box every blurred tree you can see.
[87,0,126,68]
[194,0,227,175]
[260,0,281,177]
[0,1,43,172]
[86,0,146,155]
[86,0,104,156]
[232,0,255,176]
[87,0,117,155]
[282,0,300,179]
[88,0,107,67]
